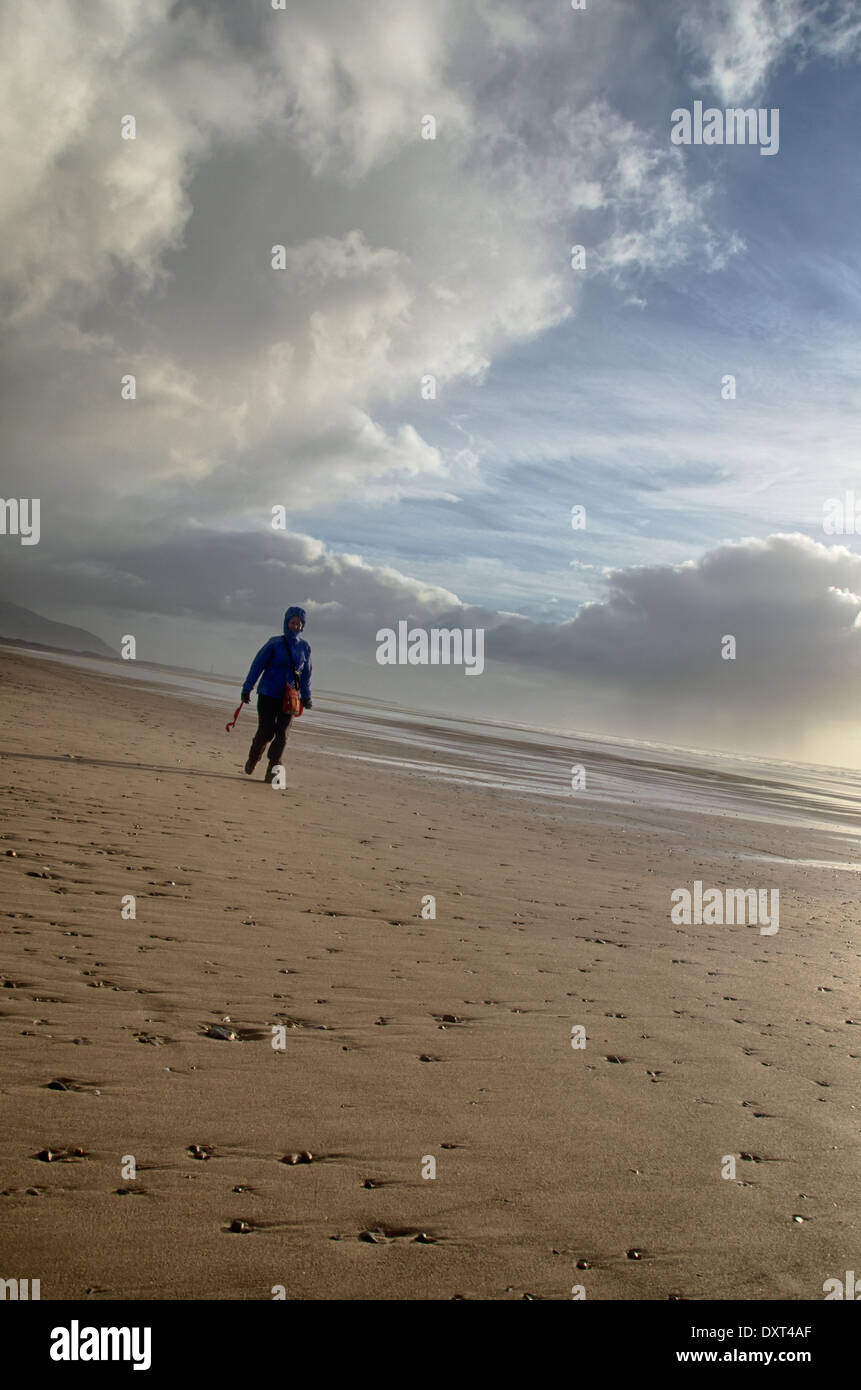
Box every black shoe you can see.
[244,757,257,775]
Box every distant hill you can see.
[0,600,117,659]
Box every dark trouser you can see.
[247,693,293,770]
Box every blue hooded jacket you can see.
[242,607,312,703]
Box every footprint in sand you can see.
[358,1227,438,1245]
[45,1078,101,1093]
[223,1217,294,1235]
[34,1146,88,1163]
[203,1023,247,1041]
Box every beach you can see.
[0,646,858,1301]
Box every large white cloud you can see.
[0,0,739,525]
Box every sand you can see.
[0,647,858,1300]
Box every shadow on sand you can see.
[0,749,252,782]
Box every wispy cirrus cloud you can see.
[676,0,861,103]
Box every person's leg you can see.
[264,708,293,778]
[245,695,279,773]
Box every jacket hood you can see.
[283,606,307,634]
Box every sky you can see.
[2,0,861,765]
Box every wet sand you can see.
[0,647,858,1300]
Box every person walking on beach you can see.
[241,606,312,782]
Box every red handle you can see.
[225,702,244,732]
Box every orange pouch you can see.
[283,685,302,717]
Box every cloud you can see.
[543,533,861,760]
[575,102,744,278]
[0,527,466,633]
[0,0,275,319]
[677,0,861,103]
[0,0,741,532]
[270,0,474,181]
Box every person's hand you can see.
[241,690,250,704]
[302,698,312,710]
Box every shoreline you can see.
[4,642,861,841]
